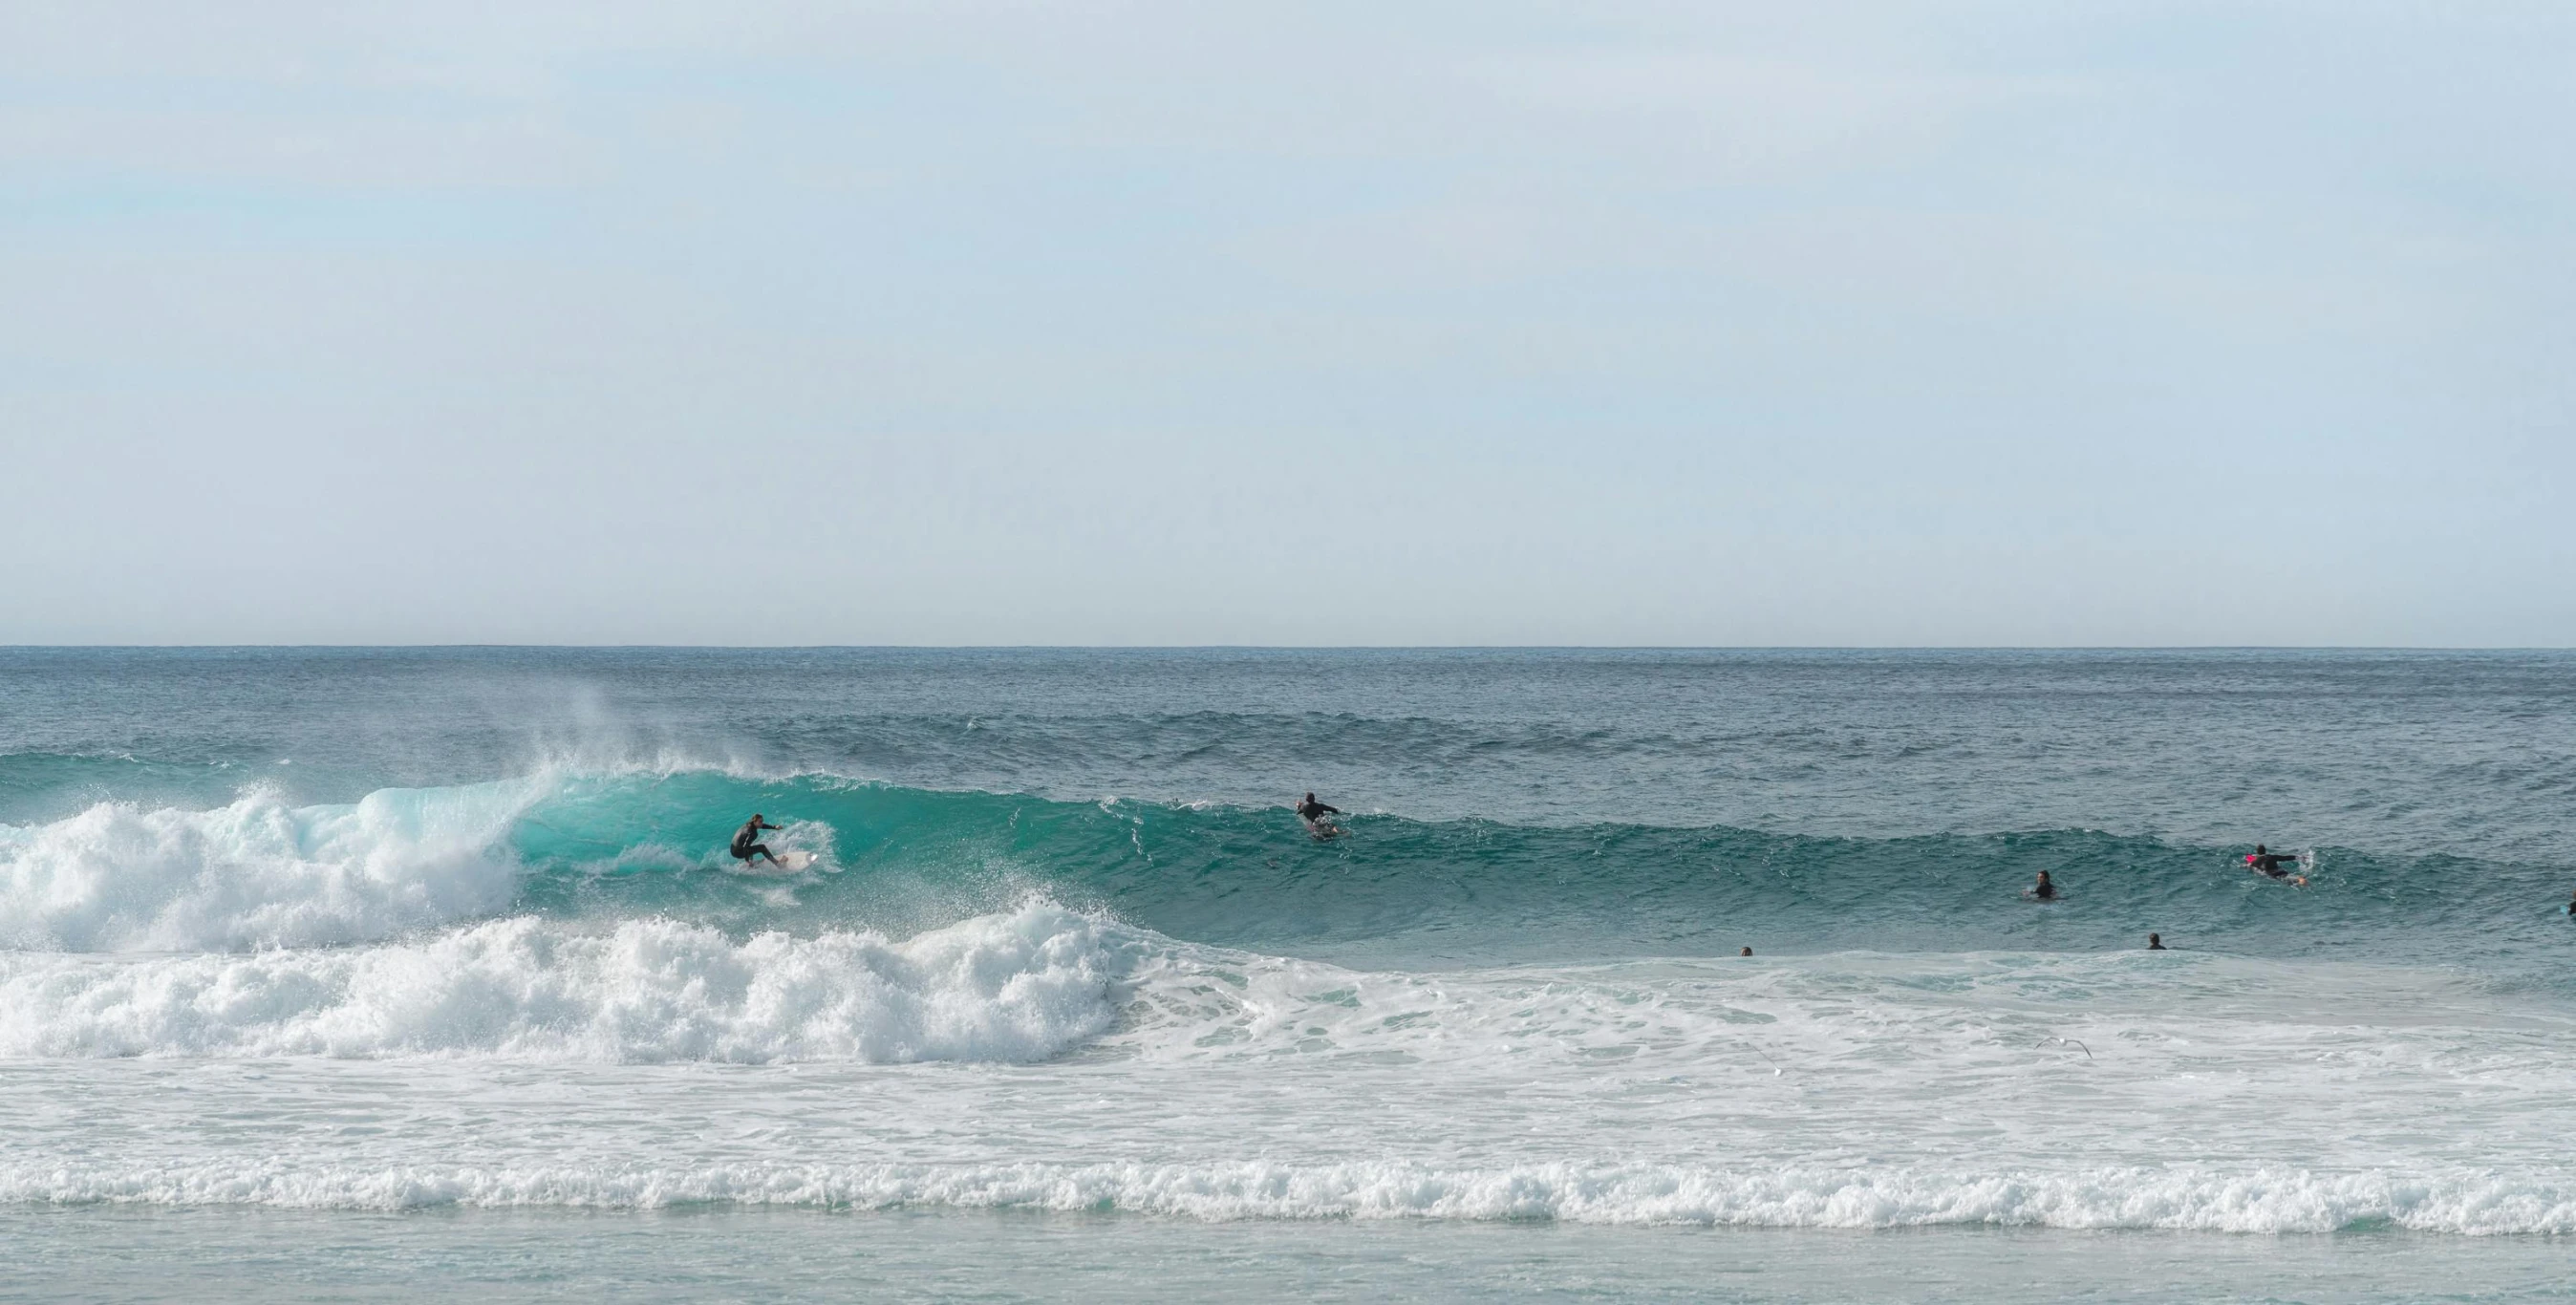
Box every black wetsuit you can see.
[2253,853,2297,877]
[1296,800,1341,824]
[2031,880,2056,901]
[731,819,780,864]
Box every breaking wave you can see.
[0,902,1126,1062]
[0,762,2558,964]
[0,781,535,952]
[8,1159,2572,1233]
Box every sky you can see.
[2,1,2570,646]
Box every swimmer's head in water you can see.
[1740,946,1752,957]
[2148,932,2164,949]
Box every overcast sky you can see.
[3,2,2569,645]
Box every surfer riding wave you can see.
[731,814,784,867]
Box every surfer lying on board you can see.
[2246,844,2308,886]
[1295,793,1343,838]
[731,814,784,866]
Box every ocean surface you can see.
[3,647,2572,1302]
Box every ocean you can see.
[2,648,2571,1302]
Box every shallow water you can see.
[11,1209,2576,1304]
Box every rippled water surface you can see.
[3,649,2571,1298]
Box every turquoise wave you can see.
[3,754,2565,967]
[503,770,2562,966]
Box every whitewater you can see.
[2,648,2571,1301]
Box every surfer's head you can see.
[1739,946,1752,957]
[2148,933,2163,949]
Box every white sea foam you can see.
[9,939,2576,1242]
[3,1159,2569,1233]
[0,902,1126,1061]
[0,783,537,952]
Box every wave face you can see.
[4,765,2561,971]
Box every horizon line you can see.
[5,644,2570,653]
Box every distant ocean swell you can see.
[6,1159,2571,1234]
[0,762,2554,961]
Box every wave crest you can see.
[10,1159,2571,1233]
[0,783,534,952]
[0,902,1125,1062]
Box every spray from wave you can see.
[0,781,539,952]
[0,901,1126,1061]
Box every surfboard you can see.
[1301,817,1343,842]
[734,849,815,875]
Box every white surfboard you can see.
[734,849,815,875]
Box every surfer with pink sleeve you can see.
[2246,844,2307,886]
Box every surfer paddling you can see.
[2245,844,2308,887]
[1295,792,1343,840]
[731,813,784,867]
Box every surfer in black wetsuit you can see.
[2244,844,2308,887]
[731,814,783,866]
[2247,845,2297,878]
[1295,792,1343,839]
[2029,869,2057,901]
[2148,932,2166,951]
